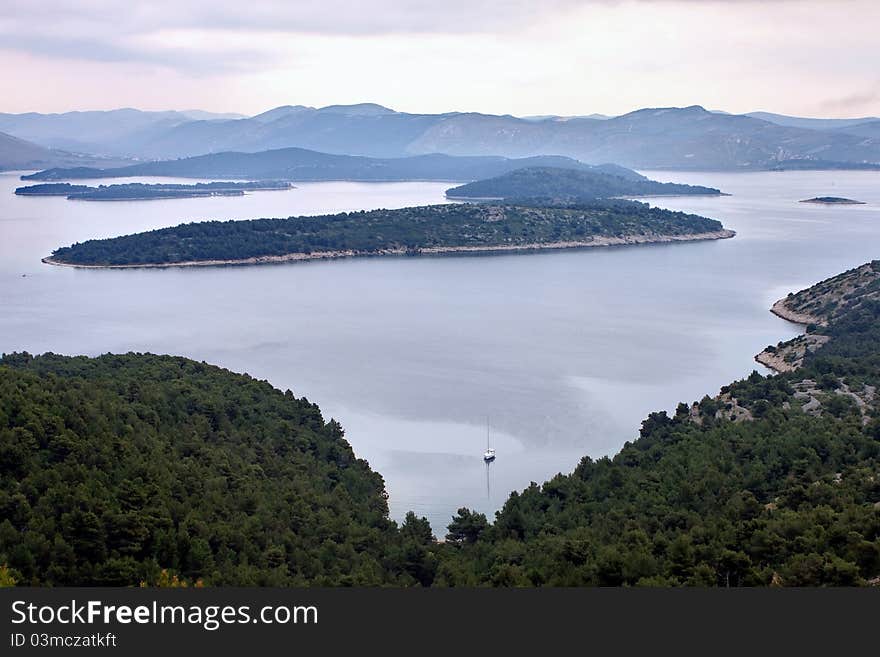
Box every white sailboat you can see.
[483,419,496,463]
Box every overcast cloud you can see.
[2,0,877,117]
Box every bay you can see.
[2,170,878,532]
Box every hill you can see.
[0,131,134,172]
[411,105,880,169]
[745,111,880,131]
[0,131,58,170]
[44,201,731,268]
[21,148,597,183]
[121,104,880,169]
[0,108,244,156]
[445,167,722,201]
[128,104,880,168]
[830,120,880,140]
[0,352,426,586]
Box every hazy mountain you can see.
[409,105,880,169]
[0,108,243,155]
[829,119,880,139]
[131,105,455,159]
[22,147,596,182]
[5,103,880,170]
[133,104,880,169]
[0,131,58,169]
[0,131,130,171]
[746,111,880,131]
[179,109,246,121]
[521,113,612,121]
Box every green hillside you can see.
[0,353,430,586]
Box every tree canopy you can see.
[0,352,434,585]
[48,201,725,266]
[3,263,879,586]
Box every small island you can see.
[446,166,723,201]
[44,200,734,268]
[15,181,292,201]
[799,196,865,205]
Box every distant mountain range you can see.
[0,131,131,171]
[0,108,243,155]
[21,148,606,183]
[4,104,880,171]
[743,111,880,131]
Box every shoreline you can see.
[42,228,735,270]
[755,298,824,373]
[445,192,729,202]
[767,298,824,327]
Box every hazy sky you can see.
[2,0,878,117]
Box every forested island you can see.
[44,200,733,268]
[800,197,866,205]
[15,181,292,201]
[446,166,722,201]
[3,262,880,586]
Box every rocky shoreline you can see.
[756,296,829,373]
[42,228,735,269]
[767,298,824,327]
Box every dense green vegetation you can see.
[782,260,880,325]
[13,183,92,196]
[15,181,291,200]
[4,264,879,587]
[0,353,438,586]
[446,166,721,201]
[48,201,726,266]
[435,263,880,586]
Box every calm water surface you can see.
[1,170,879,532]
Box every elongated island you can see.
[44,200,734,268]
[15,180,292,201]
[799,196,865,205]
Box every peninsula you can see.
[756,260,880,372]
[44,200,734,268]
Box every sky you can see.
[2,0,878,118]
